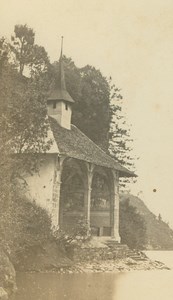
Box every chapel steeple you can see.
[47,37,74,130]
[59,36,66,91]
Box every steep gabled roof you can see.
[47,87,74,103]
[49,117,136,178]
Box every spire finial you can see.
[60,36,64,58]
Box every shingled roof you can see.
[49,117,136,178]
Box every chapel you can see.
[26,44,135,242]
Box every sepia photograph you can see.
[0,0,173,299]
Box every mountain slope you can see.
[120,194,173,250]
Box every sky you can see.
[0,0,173,226]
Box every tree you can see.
[119,198,147,249]
[76,65,111,151]
[11,24,35,75]
[0,33,51,209]
[0,37,11,73]
[109,81,136,189]
[0,29,52,259]
[11,24,50,76]
[0,26,51,156]
[30,44,50,76]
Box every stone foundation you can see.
[72,238,129,262]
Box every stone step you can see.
[104,241,148,261]
[129,255,147,260]
[126,251,148,261]
[105,242,128,249]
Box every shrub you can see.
[53,218,91,257]
[120,198,147,249]
[0,195,52,264]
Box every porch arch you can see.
[56,158,120,241]
[90,166,114,236]
[59,158,87,232]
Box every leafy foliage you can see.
[11,24,35,75]
[109,83,136,189]
[119,198,147,249]
[53,218,91,259]
[0,36,51,173]
[75,65,111,151]
[11,24,50,76]
[0,29,52,264]
[0,196,52,265]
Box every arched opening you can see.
[90,169,112,236]
[59,159,85,232]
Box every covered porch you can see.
[51,156,121,242]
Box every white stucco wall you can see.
[60,102,72,130]
[47,101,72,130]
[25,155,55,215]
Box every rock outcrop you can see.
[0,287,8,300]
[0,248,16,298]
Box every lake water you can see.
[13,251,173,300]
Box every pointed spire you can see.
[60,36,63,58]
[58,36,66,90]
[47,36,74,103]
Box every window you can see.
[53,101,56,109]
[65,103,68,111]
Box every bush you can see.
[53,218,91,257]
[120,198,147,249]
[0,194,91,265]
[0,195,52,264]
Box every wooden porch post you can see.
[84,163,94,235]
[111,170,121,242]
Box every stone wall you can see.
[73,243,129,262]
